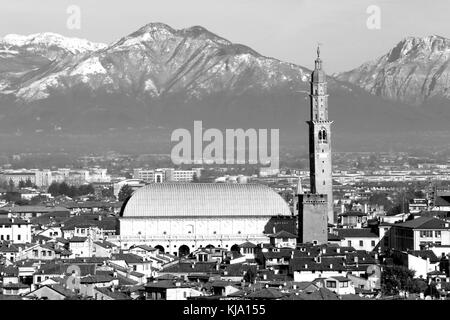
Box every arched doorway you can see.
[205,244,215,249]
[178,245,190,257]
[155,245,165,253]
[230,244,240,252]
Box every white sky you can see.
[1,0,449,73]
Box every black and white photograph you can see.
[0,0,449,313]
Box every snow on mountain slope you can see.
[335,35,450,106]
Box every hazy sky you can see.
[1,0,449,73]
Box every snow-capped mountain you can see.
[2,32,106,55]
[6,23,309,103]
[0,32,106,95]
[0,23,447,139]
[335,35,450,106]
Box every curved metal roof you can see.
[120,183,291,218]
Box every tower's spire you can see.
[315,43,323,70]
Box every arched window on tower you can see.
[318,128,327,143]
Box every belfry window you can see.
[318,128,327,143]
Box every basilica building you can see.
[116,183,292,256]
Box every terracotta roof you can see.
[246,287,285,299]
[435,196,450,207]
[290,257,347,272]
[270,230,297,239]
[111,253,144,264]
[239,241,257,248]
[287,287,339,300]
[94,287,131,300]
[335,228,378,238]
[408,250,440,263]
[60,215,117,231]
[339,211,367,217]
[80,274,114,284]
[1,282,29,289]
[395,216,450,230]
[68,236,88,243]
[0,218,29,226]
[162,262,219,274]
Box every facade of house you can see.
[334,228,379,252]
[144,281,203,300]
[313,276,356,295]
[339,211,368,228]
[384,216,450,251]
[0,218,31,244]
[269,231,297,249]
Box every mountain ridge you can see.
[335,35,450,108]
[0,24,448,153]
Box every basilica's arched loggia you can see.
[112,183,292,255]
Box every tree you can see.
[30,195,49,205]
[369,193,392,209]
[101,187,114,198]
[8,179,15,192]
[48,182,60,196]
[18,180,26,189]
[381,266,416,295]
[243,269,256,284]
[118,184,134,201]
[59,182,70,196]
[25,178,34,188]
[78,184,95,196]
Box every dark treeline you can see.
[47,182,95,198]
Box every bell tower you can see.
[307,45,335,224]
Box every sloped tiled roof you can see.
[246,287,285,299]
[335,228,378,238]
[270,230,297,239]
[60,215,117,231]
[435,196,450,207]
[339,211,367,217]
[80,274,114,284]
[94,287,131,300]
[239,241,257,248]
[408,250,440,263]
[395,216,450,230]
[162,262,219,274]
